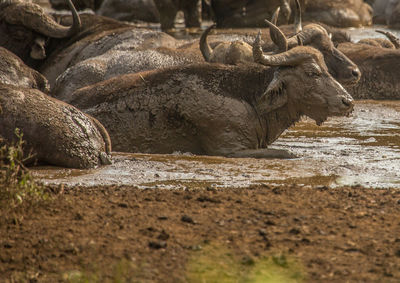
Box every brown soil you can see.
[1,184,400,282]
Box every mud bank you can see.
[32,101,400,189]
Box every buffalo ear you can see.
[258,70,288,114]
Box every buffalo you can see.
[65,30,354,157]
[338,31,400,100]
[320,28,400,99]
[303,0,372,27]
[0,47,111,168]
[357,30,400,49]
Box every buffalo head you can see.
[0,0,81,65]
[270,1,361,87]
[254,22,354,126]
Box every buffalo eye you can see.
[305,63,322,77]
[306,71,320,77]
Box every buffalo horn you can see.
[271,7,280,25]
[199,24,216,62]
[293,0,302,34]
[376,30,400,49]
[3,0,81,38]
[286,25,323,49]
[253,30,313,67]
[265,19,288,52]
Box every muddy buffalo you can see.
[339,41,400,100]
[66,32,354,157]
[303,0,372,27]
[357,30,400,49]
[0,47,111,168]
[326,30,400,100]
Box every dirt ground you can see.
[1,184,400,282]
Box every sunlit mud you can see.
[32,101,400,189]
[347,25,400,42]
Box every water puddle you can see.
[32,101,400,189]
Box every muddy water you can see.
[32,101,400,189]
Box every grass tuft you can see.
[0,128,48,208]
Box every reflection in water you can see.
[32,101,400,189]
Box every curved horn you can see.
[286,24,325,49]
[3,0,81,38]
[253,31,315,67]
[293,0,302,34]
[271,7,280,25]
[200,24,216,62]
[265,19,288,52]
[376,30,400,49]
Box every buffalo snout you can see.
[340,92,354,115]
[350,66,361,82]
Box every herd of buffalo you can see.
[0,0,399,168]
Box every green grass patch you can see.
[186,243,305,283]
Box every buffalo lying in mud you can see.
[0,47,111,168]
[338,39,400,100]
[303,0,372,28]
[319,29,400,100]
[200,1,361,87]
[357,30,400,49]
[67,33,354,157]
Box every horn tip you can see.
[264,19,273,26]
